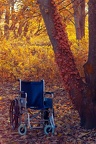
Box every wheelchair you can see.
[9,79,56,135]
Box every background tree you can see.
[38,0,96,129]
[71,0,85,39]
[84,0,96,111]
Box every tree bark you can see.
[38,0,96,129]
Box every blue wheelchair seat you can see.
[20,80,53,109]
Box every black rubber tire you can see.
[9,99,20,129]
[44,125,54,135]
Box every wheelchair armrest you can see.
[45,92,54,95]
[45,92,54,98]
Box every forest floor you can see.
[0,81,96,144]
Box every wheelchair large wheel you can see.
[9,99,20,129]
[18,124,27,135]
[44,125,54,135]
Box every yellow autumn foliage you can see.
[67,18,88,77]
[0,35,59,82]
[0,0,89,82]
[0,19,89,82]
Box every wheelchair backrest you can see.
[20,80,45,109]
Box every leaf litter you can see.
[0,81,96,144]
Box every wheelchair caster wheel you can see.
[44,125,54,135]
[18,124,27,135]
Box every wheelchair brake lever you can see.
[19,91,25,94]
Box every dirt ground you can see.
[0,81,96,144]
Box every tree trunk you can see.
[24,22,28,37]
[38,0,96,129]
[4,7,10,39]
[71,0,85,40]
[83,0,96,127]
[88,0,96,101]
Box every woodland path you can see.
[0,81,96,144]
